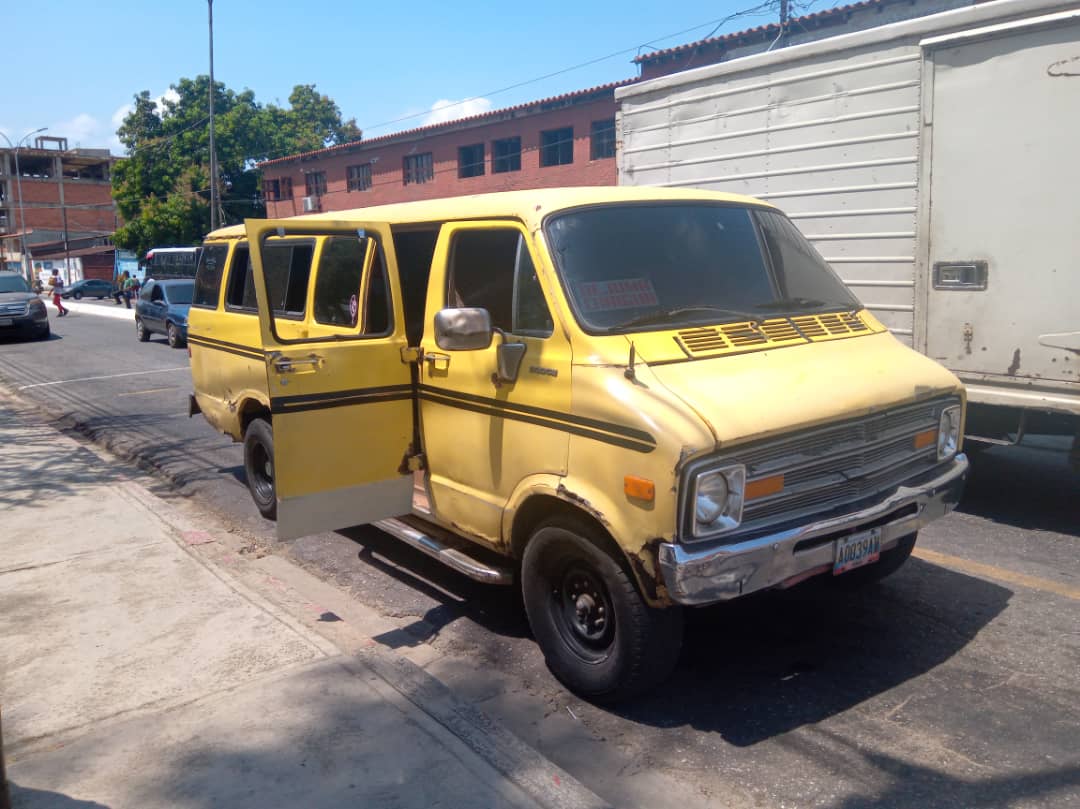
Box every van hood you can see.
[645,332,962,448]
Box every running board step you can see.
[374,517,514,585]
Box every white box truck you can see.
[618,0,1079,458]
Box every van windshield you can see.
[544,204,860,333]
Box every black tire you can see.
[521,515,683,702]
[73,291,83,300]
[167,322,185,348]
[831,532,918,590]
[243,418,277,520]
[35,324,51,341]
[135,317,150,342]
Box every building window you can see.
[540,127,573,167]
[264,179,280,201]
[280,177,293,200]
[347,163,372,192]
[403,153,434,185]
[590,119,616,160]
[458,144,485,179]
[305,171,327,197]
[492,137,521,174]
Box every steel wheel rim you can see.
[550,561,616,661]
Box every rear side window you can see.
[193,244,228,308]
[225,241,314,316]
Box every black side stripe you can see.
[418,389,656,454]
[187,333,265,360]
[417,384,656,445]
[271,384,414,415]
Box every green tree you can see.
[111,78,361,257]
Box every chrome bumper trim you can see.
[658,455,968,606]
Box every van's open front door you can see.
[245,219,414,540]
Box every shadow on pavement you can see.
[342,522,1011,745]
[615,558,1011,746]
[958,439,1080,537]
[805,727,1080,808]
[8,783,111,808]
[0,413,122,510]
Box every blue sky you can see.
[4,0,837,154]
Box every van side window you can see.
[193,244,228,308]
[448,230,551,337]
[226,242,314,315]
[512,241,553,337]
[225,245,253,310]
[313,237,366,328]
[363,248,391,335]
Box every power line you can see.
[356,1,788,136]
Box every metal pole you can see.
[208,0,220,231]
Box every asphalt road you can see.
[2,300,1078,809]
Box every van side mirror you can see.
[434,307,493,351]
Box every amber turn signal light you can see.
[913,428,936,450]
[624,476,655,501]
[745,474,784,501]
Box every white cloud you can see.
[156,89,181,112]
[422,97,493,126]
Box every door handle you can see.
[270,352,325,373]
[424,351,451,370]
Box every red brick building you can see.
[258,80,633,217]
[0,135,119,278]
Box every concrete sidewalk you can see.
[0,395,607,809]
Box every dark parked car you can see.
[135,278,193,348]
[0,272,50,341]
[62,278,115,300]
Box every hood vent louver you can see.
[675,312,875,358]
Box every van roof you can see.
[204,186,773,241]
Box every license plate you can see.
[834,528,882,575]
[0,318,12,326]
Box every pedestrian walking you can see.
[122,273,137,309]
[47,269,69,317]
[114,271,129,305]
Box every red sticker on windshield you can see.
[577,279,659,313]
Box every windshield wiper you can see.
[755,297,851,311]
[613,306,763,331]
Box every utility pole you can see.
[779,0,789,47]
[0,127,48,282]
[208,0,220,231]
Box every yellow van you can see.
[188,187,967,700]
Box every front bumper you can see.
[658,455,969,605]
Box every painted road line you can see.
[117,386,182,397]
[914,547,1080,601]
[17,367,190,391]
[61,300,135,320]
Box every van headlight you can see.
[692,464,746,537]
[938,405,961,460]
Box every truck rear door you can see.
[922,15,1080,387]
[245,219,414,540]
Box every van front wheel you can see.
[521,517,683,703]
[243,418,277,521]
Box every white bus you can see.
[143,247,201,279]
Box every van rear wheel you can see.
[243,418,277,520]
[521,516,683,702]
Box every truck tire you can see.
[832,532,918,590]
[243,418,277,520]
[521,515,683,702]
[135,317,150,342]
